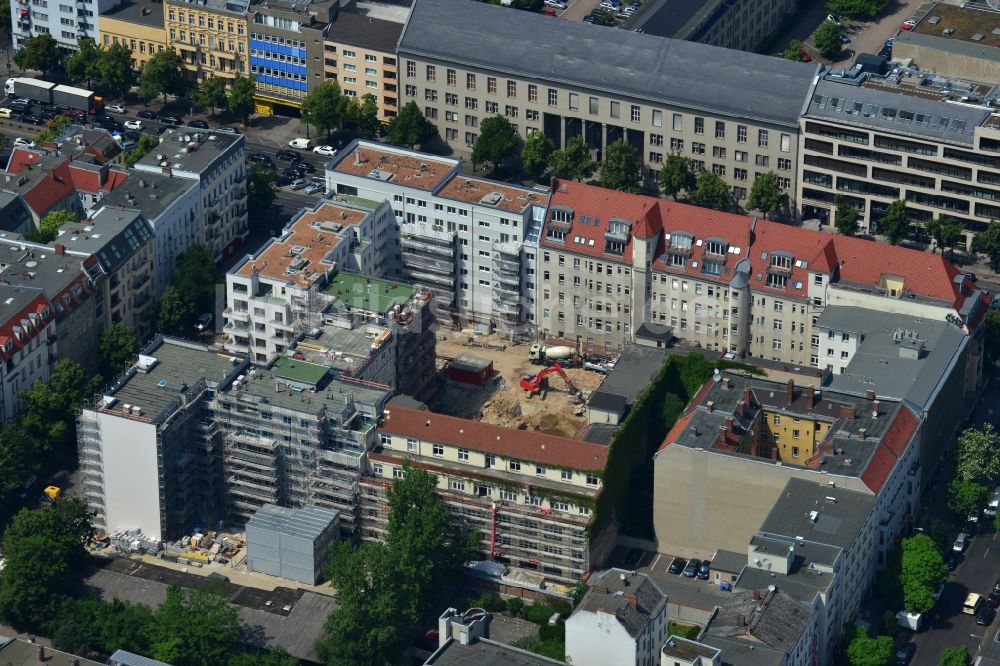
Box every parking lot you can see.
[791,0,934,64]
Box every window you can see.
[548,88,557,106]
[372,463,383,476]
[466,72,476,89]
[425,64,435,81]
[485,454,495,468]
[792,447,800,457]
[611,101,620,118]
[524,495,542,507]
[735,168,748,181]
[694,117,704,135]
[535,465,546,477]
[652,109,662,127]
[485,100,498,113]
[406,61,416,77]
[561,470,572,481]
[458,448,469,461]
[499,489,516,502]
[792,429,801,440]
[487,76,497,93]
[778,157,792,170]
[671,138,684,152]
[406,438,417,452]
[393,466,405,479]
[650,133,663,146]
[758,129,769,148]
[672,113,682,131]
[568,92,578,111]
[552,501,569,512]
[780,133,791,152]
[465,97,478,110]
[446,68,456,85]
[450,479,465,491]
[528,84,537,102]
[505,105,518,118]
[630,104,640,122]
[715,121,726,139]
[586,473,599,486]
[509,460,521,472]
[507,80,516,97]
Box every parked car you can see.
[994,578,1000,595]
[697,560,711,580]
[313,145,338,156]
[969,509,981,523]
[106,104,126,114]
[290,178,309,190]
[20,115,43,126]
[954,532,969,552]
[136,110,157,120]
[899,22,914,31]
[187,119,209,129]
[216,126,239,134]
[978,605,997,626]
[989,592,1000,609]
[9,97,29,109]
[292,160,316,174]
[840,34,852,44]
[895,644,915,666]
[38,107,57,120]
[304,182,324,195]
[543,0,567,7]
[682,559,699,577]
[288,137,311,149]
[826,13,843,23]
[276,149,299,162]
[159,115,181,126]
[965,272,978,282]
[668,557,686,575]
[275,175,294,187]
[946,552,959,571]
[12,137,34,149]
[124,119,143,130]
[194,313,213,331]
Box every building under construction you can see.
[78,336,390,542]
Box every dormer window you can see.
[670,233,693,252]
[769,253,793,273]
[547,206,573,242]
[704,238,727,256]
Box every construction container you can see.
[447,354,493,387]
[245,504,340,584]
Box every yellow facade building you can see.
[99,0,168,71]
[163,0,250,85]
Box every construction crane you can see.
[519,363,579,396]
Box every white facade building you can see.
[0,287,56,422]
[11,0,114,51]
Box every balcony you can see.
[493,255,520,273]
[401,253,453,275]
[493,299,521,315]
[224,308,250,321]
[493,281,520,297]
[495,271,519,287]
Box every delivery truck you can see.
[5,78,103,113]
[5,77,54,102]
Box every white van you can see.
[288,137,311,149]
[986,486,1000,517]
[964,592,983,615]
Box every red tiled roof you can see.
[861,444,896,494]
[68,163,126,194]
[0,291,53,362]
[6,148,41,174]
[540,179,662,262]
[380,405,608,471]
[22,160,76,218]
[748,220,836,300]
[651,202,755,283]
[880,405,919,457]
[657,411,693,452]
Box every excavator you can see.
[519,363,579,397]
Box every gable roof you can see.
[22,160,76,217]
[380,405,608,471]
[652,202,754,283]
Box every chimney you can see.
[858,428,867,439]
[54,243,65,255]
[737,614,747,626]
[807,385,815,408]
[873,400,880,416]
[37,646,44,662]
[736,400,746,419]
[771,447,779,460]
[752,590,760,601]
[839,404,856,420]
[707,401,714,414]
[725,416,734,431]
[865,389,875,401]
[690,426,699,437]
[785,379,794,406]
[722,377,731,389]
[742,387,752,407]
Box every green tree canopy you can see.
[147,582,241,666]
[826,0,889,20]
[925,216,963,255]
[35,114,71,145]
[521,130,555,182]
[173,243,217,314]
[691,169,732,211]
[783,39,806,61]
[956,424,1000,485]
[99,323,139,380]
[600,139,642,193]
[30,209,77,244]
[938,646,969,666]
[96,42,136,100]
[659,153,696,199]
[139,49,185,100]
[65,38,100,87]
[985,310,1000,367]
[814,20,845,60]
[302,80,345,138]
[877,200,910,245]
[901,534,948,613]
[387,101,437,148]
[19,359,95,453]
[228,75,256,126]
[248,163,277,231]
[747,171,788,219]
[53,597,154,659]
[835,194,860,236]
[193,76,228,118]
[973,220,1000,270]
[0,499,92,631]
[155,285,189,336]
[0,423,43,507]
[948,476,990,518]
[472,115,521,174]
[124,134,160,169]
[550,135,596,182]
[846,627,894,666]
[356,94,381,140]
[13,33,61,76]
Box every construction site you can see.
[432,332,612,439]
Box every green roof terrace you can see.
[324,272,415,315]
[271,356,330,388]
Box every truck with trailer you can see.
[5,78,103,113]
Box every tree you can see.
[948,476,989,518]
[228,649,299,666]
[956,424,1000,485]
[521,130,555,182]
[148,582,241,666]
[973,220,1000,271]
[900,534,948,613]
[826,0,889,20]
[302,80,345,139]
[783,39,806,61]
[845,626,894,666]
[386,101,437,148]
[124,134,160,168]
[0,424,43,507]
[834,195,860,236]
[985,310,1000,367]
[472,115,521,174]
[877,200,910,245]
[659,153,696,199]
[53,597,154,659]
[13,33,61,76]
[99,323,139,379]
[747,171,788,219]
[64,38,100,87]
[228,75,256,126]
[938,646,969,666]
[690,169,732,211]
[193,76,228,118]
[248,163,277,231]
[139,49,185,100]
[173,244,217,315]
[35,114,71,145]
[155,285,189,336]
[30,209,77,244]
[925,216,962,255]
[0,499,92,631]
[550,135,596,183]
[600,139,642,193]
[96,42,136,101]
[19,359,95,453]
[356,94,381,140]
[814,20,844,60]
[929,519,949,554]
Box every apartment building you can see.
[0,287,55,421]
[797,71,1000,249]
[164,0,250,84]
[3,149,84,225]
[653,373,921,571]
[132,126,249,261]
[78,335,391,540]
[361,404,610,583]
[323,12,401,121]
[397,0,813,199]
[10,0,111,51]
[99,0,167,69]
[892,5,1000,83]
[637,0,796,52]
[565,569,668,666]
[248,0,336,114]
[326,141,547,333]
